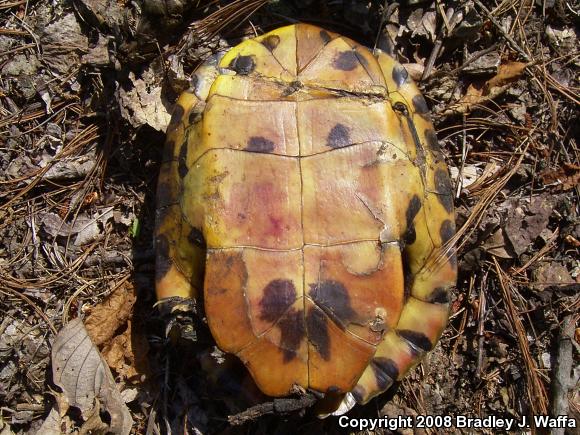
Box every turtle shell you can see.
[155,23,457,406]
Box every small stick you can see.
[472,0,531,62]
[551,314,576,435]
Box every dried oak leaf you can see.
[85,284,149,383]
[539,163,580,192]
[446,61,527,115]
[52,318,133,435]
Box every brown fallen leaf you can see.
[85,283,136,346]
[539,163,580,192]
[445,61,528,115]
[85,283,149,383]
[52,318,133,435]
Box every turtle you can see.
[155,23,457,414]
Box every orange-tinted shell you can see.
[155,24,456,406]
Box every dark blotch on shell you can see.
[319,30,332,44]
[351,386,365,403]
[188,227,206,249]
[261,35,280,51]
[306,307,330,360]
[429,287,450,304]
[333,51,359,71]
[424,129,441,153]
[403,195,422,245]
[178,141,188,178]
[309,280,356,329]
[155,234,171,282]
[229,55,256,75]
[440,219,455,245]
[278,308,306,362]
[156,181,175,209]
[392,64,409,87]
[326,385,341,394]
[168,104,184,129]
[412,95,429,115]
[246,136,275,153]
[434,169,454,213]
[398,330,433,351]
[371,358,399,390]
[162,140,175,162]
[188,110,202,125]
[259,279,297,323]
[327,123,351,148]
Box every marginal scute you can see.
[370,357,399,389]
[412,94,429,115]
[398,329,433,351]
[434,169,454,213]
[392,64,409,87]
[440,219,456,245]
[178,141,188,178]
[167,104,185,133]
[155,233,171,282]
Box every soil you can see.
[0,0,578,434]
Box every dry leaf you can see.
[446,61,528,114]
[85,284,136,346]
[52,318,133,434]
[85,284,149,383]
[539,163,580,192]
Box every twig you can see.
[472,0,531,62]
[551,314,576,435]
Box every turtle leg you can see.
[155,52,225,339]
[346,52,457,406]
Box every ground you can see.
[0,0,578,434]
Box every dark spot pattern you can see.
[259,279,297,322]
[309,280,356,329]
[188,110,202,125]
[229,55,256,75]
[187,227,206,248]
[261,35,280,51]
[392,64,409,87]
[327,123,351,148]
[351,386,365,403]
[440,219,455,245]
[424,129,441,153]
[403,195,422,245]
[306,307,330,360]
[440,219,457,268]
[402,259,413,303]
[326,385,341,394]
[156,182,174,209]
[277,308,306,362]
[319,30,331,44]
[434,169,454,213]
[178,142,188,178]
[370,357,399,390]
[162,140,175,162]
[155,234,171,282]
[398,330,432,351]
[412,95,429,115]
[333,50,359,71]
[167,104,184,132]
[428,287,450,304]
[245,136,276,153]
